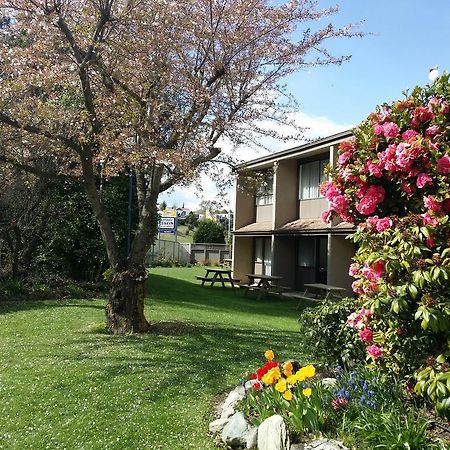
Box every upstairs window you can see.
[255,171,273,206]
[299,159,329,200]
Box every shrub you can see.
[298,297,365,367]
[0,278,25,299]
[192,220,225,243]
[323,73,450,416]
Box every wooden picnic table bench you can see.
[196,268,239,288]
[242,274,284,299]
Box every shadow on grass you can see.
[147,273,316,320]
[0,299,105,316]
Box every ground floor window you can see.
[254,237,272,275]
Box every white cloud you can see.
[158,112,354,211]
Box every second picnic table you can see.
[196,267,239,287]
[242,273,284,299]
[303,283,346,300]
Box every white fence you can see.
[146,240,231,265]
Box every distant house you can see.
[232,130,356,294]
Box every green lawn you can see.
[0,267,316,449]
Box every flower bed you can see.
[210,350,446,449]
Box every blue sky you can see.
[160,0,450,210]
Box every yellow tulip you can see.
[264,349,275,361]
[295,368,306,382]
[275,378,287,393]
[283,361,293,377]
[282,389,293,401]
[302,388,312,398]
[302,365,316,379]
[286,375,297,386]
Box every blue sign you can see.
[159,216,176,234]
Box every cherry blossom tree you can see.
[0,0,362,333]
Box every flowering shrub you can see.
[242,350,328,434]
[323,73,450,416]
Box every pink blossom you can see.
[351,280,363,295]
[356,185,385,216]
[423,195,442,212]
[376,217,392,232]
[321,209,332,223]
[338,151,352,165]
[363,281,379,295]
[371,260,385,278]
[348,263,360,277]
[421,213,439,227]
[425,125,439,137]
[373,123,384,135]
[402,129,419,140]
[365,216,379,229]
[330,194,349,215]
[383,122,400,139]
[437,155,450,174]
[416,173,432,188]
[428,97,449,114]
[359,328,374,343]
[368,162,382,178]
[378,145,397,171]
[367,345,384,359]
[411,106,434,128]
[401,181,414,194]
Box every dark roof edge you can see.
[236,129,353,169]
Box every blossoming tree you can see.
[0,0,361,333]
[322,74,450,416]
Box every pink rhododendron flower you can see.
[373,123,384,135]
[376,217,392,232]
[416,173,432,188]
[351,280,363,295]
[348,263,360,277]
[378,145,397,171]
[347,308,372,328]
[402,129,419,140]
[338,151,352,165]
[437,155,450,174]
[360,328,374,343]
[383,122,400,139]
[401,181,414,194]
[423,195,442,212]
[421,213,439,227]
[371,260,385,278]
[365,216,379,229]
[363,281,379,295]
[356,185,385,216]
[411,106,434,128]
[367,162,382,178]
[367,345,384,359]
[428,97,449,114]
[425,125,439,137]
[321,209,332,223]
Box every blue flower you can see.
[367,390,374,398]
[360,395,366,405]
[367,400,376,409]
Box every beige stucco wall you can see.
[298,198,328,219]
[234,175,255,229]
[256,204,273,222]
[272,236,296,288]
[327,234,355,295]
[232,236,254,282]
[273,161,298,228]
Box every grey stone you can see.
[220,390,245,419]
[209,417,230,434]
[245,426,258,449]
[221,412,249,447]
[289,445,304,450]
[304,439,348,450]
[257,415,290,450]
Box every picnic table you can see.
[196,267,239,288]
[242,273,286,299]
[222,258,233,267]
[303,283,346,300]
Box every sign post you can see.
[158,209,178,260]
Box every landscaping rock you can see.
[304,439,348,450]
[289,445,304,450]
[221,412,249,447]
[220,389,245,419]
[245,426,258,449]
[257,415,290,450]
[209,417,230,434]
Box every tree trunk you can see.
[105,268,150,334]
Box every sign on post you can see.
[159,209,177,234]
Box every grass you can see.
[0,266,315,450]
[159,224,193,243]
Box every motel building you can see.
[232,130,356,295]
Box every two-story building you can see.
[232,130,355,295]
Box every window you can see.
[254,237,272,275]
[299,159,329,200]
[255,171,273,205]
